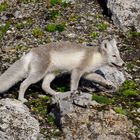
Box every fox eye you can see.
[112,55,116,57]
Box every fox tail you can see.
[0,53,32,93]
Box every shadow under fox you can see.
[0,39,124,102]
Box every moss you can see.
[49,10,61,19]
[0,23,10,40]
[15,23,24,30]
[114,107,127,115]
[56,86,69,92]
[90,32,99,39]
[92,94,114,105]
[133,128,140,137]
[32,27,44,38]
[45,23,65,32]
[26,17,34,26]
[128,31,140,38]
[50,0,62,6]
[122,89,138,97]
[96,23,108,31]
[69,15,80,22]
[56,23,65,32]
[47,115,55,124]
[126,63,135,70]
[95,14,103,19]
[119,80,139,97]
[0,1,9,13]
[135,102,140,107]
[28,95,51,117]
[61,1,70,7]
[121,80,138,91]
[15,45,27,51]
[45,24,56,32]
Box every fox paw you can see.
[18,98,28,103]
[105,82,118,93]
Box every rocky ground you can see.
[0,0,140,139]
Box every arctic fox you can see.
[0,39,124,102]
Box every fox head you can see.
[101,39,124,67]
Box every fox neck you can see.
[91,52,108,69]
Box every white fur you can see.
[50,50,85,70]
[23,52,33,71]
[87,52,103,71]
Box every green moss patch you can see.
[96,23,108,31]
[27,95,51,117]
[50,0,62,6]
[0,23,10,40]
[45,23,65,32]
[32,27,44,38]
[90,32,99,39]
[56,86,69,92]
[49,10,61,19]
[92,94,114,105]
[119,80,139,97]
[0,1,9,13]
[114,107,128,115]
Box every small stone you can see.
[87,16,93,21]
[76,26,82,30]
[67,33,76,38]
[6,30,12,33]
[80,18,86,24]
[137,108,140,113]
[1,15,8,20]
[14,11,23,19]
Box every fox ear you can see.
[109,38,117,47]
[101,40,109,50]
[100,40,112,54]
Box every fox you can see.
[0,39,124,102]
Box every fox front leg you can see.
[71,69,84,92]
[84,73,117,91]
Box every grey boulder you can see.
[0,98,40,140]
[107,0,140,32]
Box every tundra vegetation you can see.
[0,0,139,138]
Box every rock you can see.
[1,15,8,20]
[137,108,140,113]
[87,16,94,21]
[107,0,140,32]
[0,98,40,140]
[97,65,126,87]
[14,11,23,19]
[67,33,77,39]
[60,108,135,140]
[80,18,86,24]
[0,0,4,4]
[73,92,93,107]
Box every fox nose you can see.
[122,63,125,67]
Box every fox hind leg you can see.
[84,73,117,91]
[18,72,44,102]
[42,73,57,96]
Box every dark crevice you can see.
[97,0,112,19]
